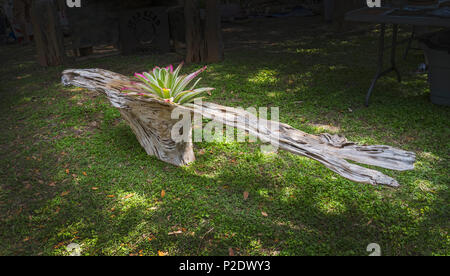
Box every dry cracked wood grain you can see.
[61,68,415,187]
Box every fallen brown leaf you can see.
[243,191,249,200]
[123,193,135,199]
[157,250,168,256]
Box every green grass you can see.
[0,18,448,256]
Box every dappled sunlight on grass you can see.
[295,48,321,55]
[266,92,277,98]
[256,188,270,199]
[307,123,340,134]
[279,187,296,203]
[417,151,440,163]
[248,69,279,86]
[413,179,438,193]
[316,197,347,215]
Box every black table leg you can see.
[365,24,401,107]
[391,24,401,83]
[404,26,415,60]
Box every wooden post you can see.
[31,0,66,66]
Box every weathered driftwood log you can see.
[62,69,195,166]
[61,69,415,187]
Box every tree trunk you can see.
[184,0,206,63]
[205,0,224,62]
[31,0,66,66]
[184,0,223,63]
[61,68,416,187]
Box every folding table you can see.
[345,6,450,106]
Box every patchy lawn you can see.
[0,16,448,256]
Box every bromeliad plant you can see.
[121,63,214,106]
